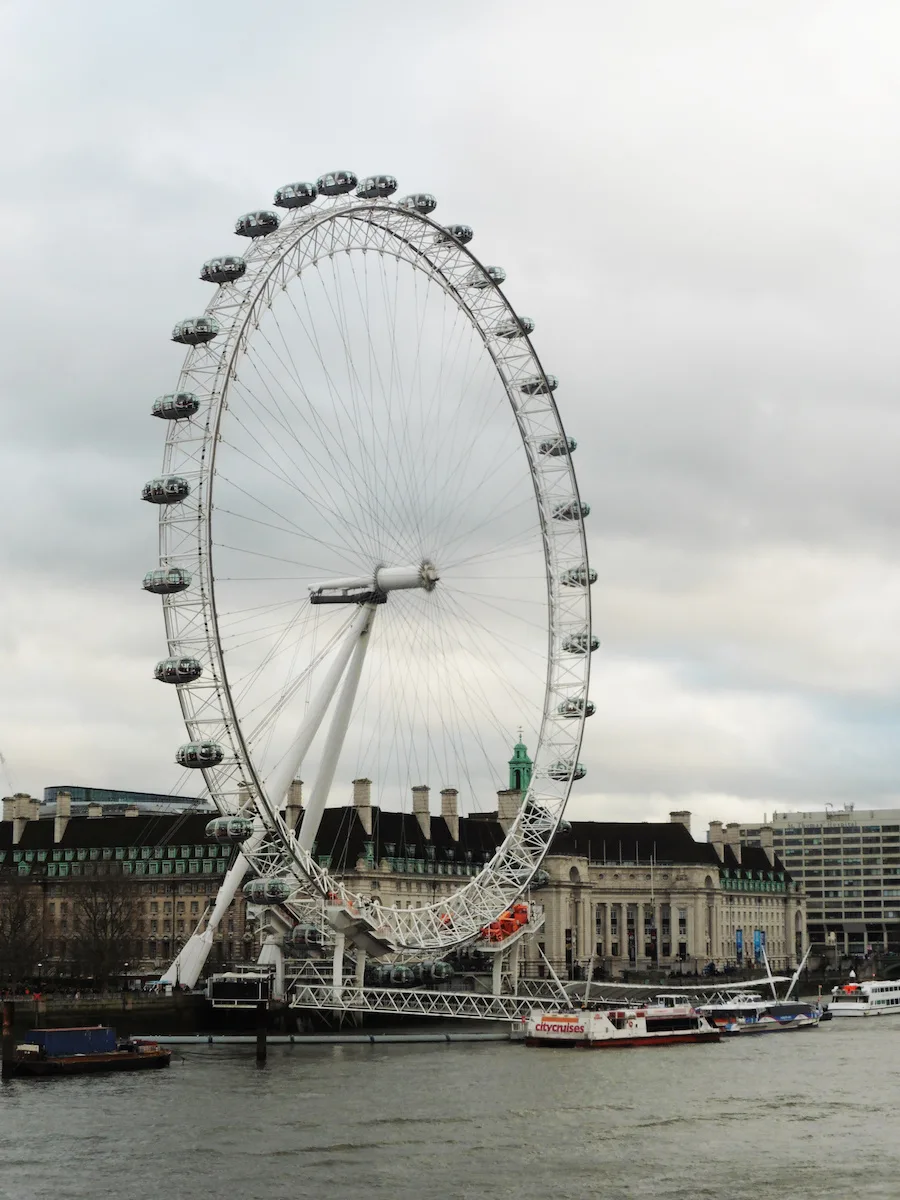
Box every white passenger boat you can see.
[525,994,720,1049]
[697,993,821,1035]
[827,979,900,1017]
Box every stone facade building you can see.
[2,775,806,981]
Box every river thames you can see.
[1,1017,897,1200]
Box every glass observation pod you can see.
[176,741,225,769]
[553,500,591,521]
[200,256,247,284]
[316,170,358,196]
[562,631,600,654]
[273,181,318,208]
[520,373,558,395]
[539,435,577,457]
[154,656,202,685]
[142,476,190,504]
[390,964,415,985]
[243,878,293,905]
[151,393,200,420]
[558,819,573,833]
[531,870,551,889]
[142,567,192,595]
[494,316,535,340]
[206,815,255,844]
[467,265,506,289]
[559,564,597,587]
[434,223,473,245]
[398,193,437,214]
[356,174,398,199]
[234,210,280,238]
[558,697,596,718]
[547,760,586,782]
[171,316,220,346]
[291,924,323,945]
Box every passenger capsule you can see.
[206,815,255,844]
[171,316,220,346]
[547,760,586,782]
[562,631,600,654]
[142,477,190,504]
[531,869,551,889]
[243,877,293,905]
[434,224,473,245]
[274,181,318,208]
[142,567,192,595]
[557,697,596,718]
[539,436,577,457]
[558,819,573,834]
[290,923,323,946]
[356,174,398,199]
[494,316,535,339]
[151,393,200,420]
[200,255,246,285]
[559,565,597,588]
[389,964,416,986]
[316,170,358,196]
[429,961,454,982]
[553,500,591,521]
[466,265,506,289]
[519,374,558,395]
[398,193,437,214]
[176,741,225,769]
[154,656,202,684]
[234,211,279,238]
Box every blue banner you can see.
[754,929,763,962]
[736,929,743,963]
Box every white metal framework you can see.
[147,172,592,959]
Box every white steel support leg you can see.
[509,940,522,995]
[492,952,504,997]
[355,949,367,988]
[332,933,346,1003]
[297,606,376,855]
[264,603,375,815]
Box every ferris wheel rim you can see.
[152,187,592,952]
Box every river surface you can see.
[1,1018,898,1200]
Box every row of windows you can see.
[4,844,227,865]
[15,859,229,878]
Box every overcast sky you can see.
[2,0,900,832]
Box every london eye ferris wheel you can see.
[142,170,594,966]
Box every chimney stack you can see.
[124,804,140,818]
[353,777,372,835]
[87,803,103,819]
[10,792,38,845]
[440,788,459,842]
[669,810,691,833]
[412,785,430,840]
[54,790,72,842]
[759,824,775,867]
[708,820,725,862]
[2,796,15,823]
[725,822,742,865]
[285,778,303,830]
[497,787,523,834]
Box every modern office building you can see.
[41,785,211,818]
[738,806,900,956]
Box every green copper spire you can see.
[508,728,532,792]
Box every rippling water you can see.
[2,1019,899,1200]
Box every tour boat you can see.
[827,979,900,1017]
[697,993,821,1035]
[525,994,720,1049]
[3,1026,171,1077]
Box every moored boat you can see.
[3,1026,171,1077]
[827,978,900,1017]
[697,993,821,1035]
[525,994,720,1049]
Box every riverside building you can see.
[738,807,900,958]
[2,764,805,980]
